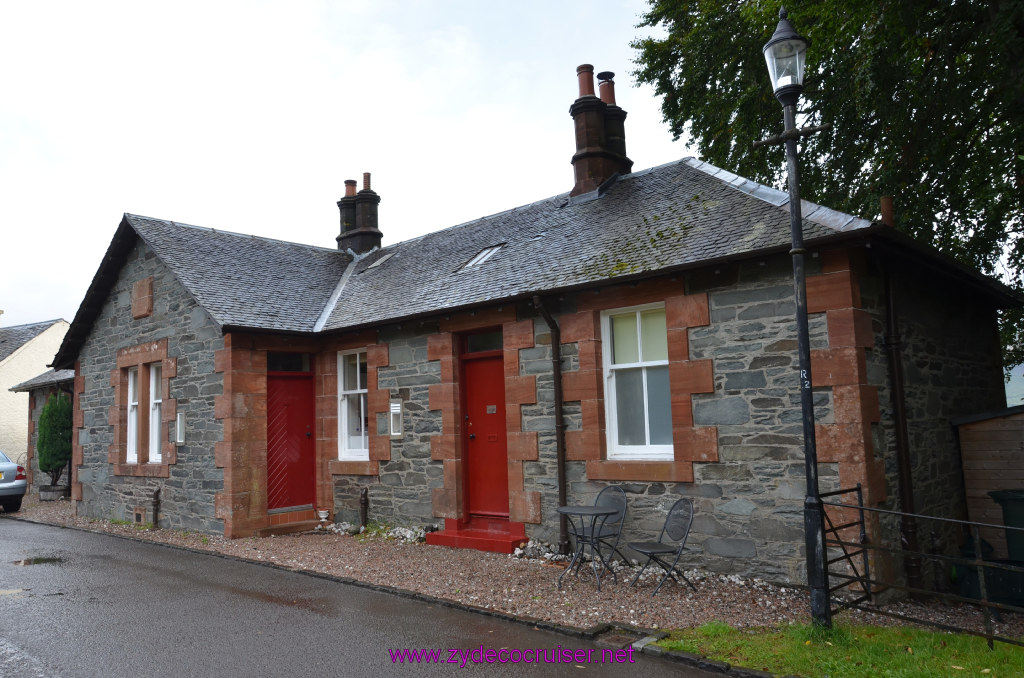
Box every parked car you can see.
[0,450,27,513]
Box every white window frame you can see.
[149,363,163,463]
[338,350,369,461]
[601,303,673,460]
[126,367,139,464]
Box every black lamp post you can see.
[763,7,832,628]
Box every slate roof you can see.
[128,217,350,332]
[9,368,75,393]
[52,156,1020,367]
[0,320,62,364]
[324,157,872,331]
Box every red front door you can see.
[267,373,315,511]
[463,354,509,519]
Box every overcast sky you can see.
[0,0,704,329]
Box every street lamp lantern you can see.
[763,7,808,106]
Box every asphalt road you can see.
[0,520,717,677]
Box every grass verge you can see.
[658,621,1023,677]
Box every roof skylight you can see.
[366,252,396,269]
[464,245,502,269]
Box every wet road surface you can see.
[0,521,719,677]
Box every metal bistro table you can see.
[556,504,619,591]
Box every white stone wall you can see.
[0,322,69,464]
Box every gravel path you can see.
[4,496,1022,639]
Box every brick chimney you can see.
[337,172,382,254]
[569,65,632,197]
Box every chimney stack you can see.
[337,172,382,254]
[569,65,632,197]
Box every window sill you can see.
[586,459,694,483]
[606,452,674,463]
[113,463,171,478]
[329,460,379,476]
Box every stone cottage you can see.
[52,66,1016,583]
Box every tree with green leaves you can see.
[632,0,1024,368]
[38,392,72,487]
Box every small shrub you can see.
[37,393,73,486]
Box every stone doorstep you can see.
[254,519,322,537]
[426,529,527,553]
[426,518,528,554]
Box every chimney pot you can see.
[344,179,357,197]
[880,196,895,227]
[362,172,372,191]
[576,64,595,98]
[597,72,617,105]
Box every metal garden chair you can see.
[574,485,629,575]
[626,497,698,596]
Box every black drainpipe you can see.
[533,295,570,555]
[883,256,923,591]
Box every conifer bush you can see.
[38,392,72,486]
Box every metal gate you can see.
[822,485,1024,648]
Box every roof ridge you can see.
[681,158,872,233]
[0,319,64,330]
[124,213,341,253]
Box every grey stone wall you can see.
[334,324,442,526]
[76,241,224,533]
[887,263,1004,519]
[858,254,1006,585]
[681,257,834,582]
[521,305,578,548]
[330,257,836,583]
[329,248,1006,587]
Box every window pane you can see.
[343,393,367,452]
[127,368,138,463]
[150,400,162,460]
[150,364,162,402]
[466,331,502,353]
[640,309,668,362]
[646,366,672,445]
[342,352,366,391]
[611,314,639,364]
[268,352,310,372]
[128,368,138,404]
[614,368,646,445]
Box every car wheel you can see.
[1,498,22,513]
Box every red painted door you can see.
[267,374,316,510]
[463,355,509,519]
